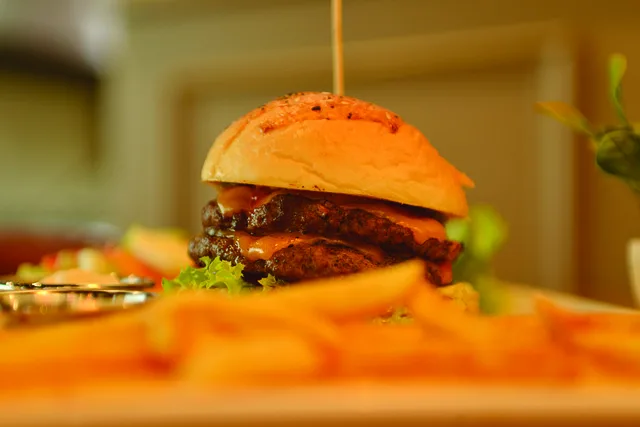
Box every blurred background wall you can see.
[2,0,640,306]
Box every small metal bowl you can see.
[0,289,157,328]
[0,275,156,292]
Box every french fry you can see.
[535,295,640,334]
[340,322,427,344]
[535,296,640,378]
[407,284,493,345]
[471,319,579,382]
[405,289,579,382]
[0,311,160,393]
[145,291,341,362]
[2,260,640,394]
[337,323,452,379]
[180,331,326,385]
[337,326,575,383]
[242,260,425,322]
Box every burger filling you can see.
[188,185,463,287]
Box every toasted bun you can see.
[202,92,474,217]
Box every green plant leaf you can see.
[610,53,629,125]
[595,128,640,189]
[537,54,640,196]
[535,102,594,137]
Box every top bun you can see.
[201,92,474,217]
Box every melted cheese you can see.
[216,186,282,216]
[343,203,446,244]
[235,232,312,261]
[234,232,384,262]
[216,186,254,215]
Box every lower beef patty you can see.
[189,233,450,285]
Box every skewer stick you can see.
[331,0,344,95]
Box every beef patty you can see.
[189,233,449,285]
[189,188,461,286]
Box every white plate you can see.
[4,383,640,427]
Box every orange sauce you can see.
[216,186,281,216]
[233,232,384,262]
[234,232,314,261]
[343,203,446,243]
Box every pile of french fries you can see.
[1,260,640,394]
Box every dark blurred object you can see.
[0,0,123,81]
[0,222,122,276]
[0,43,97,85]
[0,0,124,167]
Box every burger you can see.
[183,91,476,310]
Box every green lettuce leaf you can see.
[161,256,279,294]
[257,274,282,289]
[15,263,49,282]
[446,205,509,314]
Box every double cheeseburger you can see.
[188,92,474,296]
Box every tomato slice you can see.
[104,247,165,291]
[40,250,80,272]
[439,262,453,285]
[40,254,57,271]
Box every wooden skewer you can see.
[331,0,344,95]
